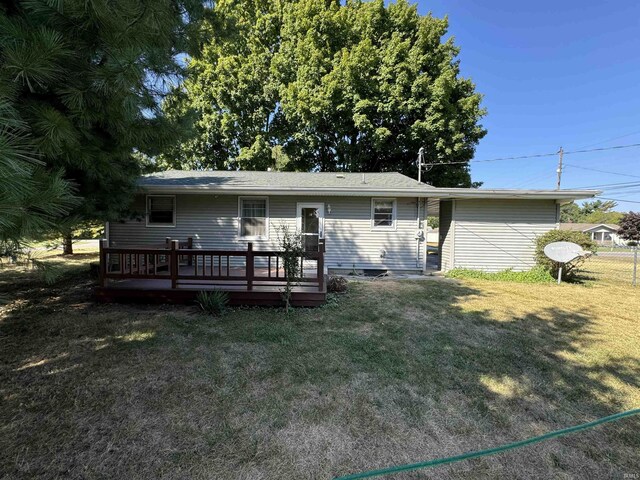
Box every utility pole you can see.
[556,146,564,190]
[417,147,424,184]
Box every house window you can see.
[603,232,612,241]
[239,197,268,239]
[371,198,396,229]
[146,195,175,226]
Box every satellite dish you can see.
[544,241,588,263]
[543,241,590,284]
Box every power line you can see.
[420,142,640,167]
[511,171,557,189]
[577,128,640,149]
[568,180,640,189]
[563,163,640,179]
[598,197,640,204]
[564,143,640,155]
[420,152,557,167]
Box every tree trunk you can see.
[62,233,73,255]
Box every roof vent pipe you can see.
[361,173,366,184]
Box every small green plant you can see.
[276,225,305,312]
[446,267,554,283]
[196,290,229,316]
[535,230,597,281]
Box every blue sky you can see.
[415,0,640,211]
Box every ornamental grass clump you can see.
[196,290,229,316]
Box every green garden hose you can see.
[335,408,640,479]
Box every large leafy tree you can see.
[164,0,486,186]
[1,0,202,253]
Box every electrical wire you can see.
[563,163,640,179]
[563,143,640,155]
[598,197,640,204]
[568,180,640,189]
[577,128,640,149]
[419,142,640,167]
[511,172,557,189]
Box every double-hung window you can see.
[371,198,396,229]
[146,195,175,227]
[239,197,268,239]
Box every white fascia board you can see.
[427,188,600,201]
[139,184,599,201]
[139,185,435,197]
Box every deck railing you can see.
[98,238,325,292]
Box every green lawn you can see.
[1,251,639,479]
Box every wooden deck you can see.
[95,239,326,306]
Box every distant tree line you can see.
[560,200,624,225]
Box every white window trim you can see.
[371,198,397,231]
[238,196,269,240]
[146,195,176,228]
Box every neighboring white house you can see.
[559,223,625,246]
[107,171,597,274]
[426,228,439,244]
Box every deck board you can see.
[96,270,326,306]
[98,248,326,306]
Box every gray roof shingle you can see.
[559,223,619,232]
[137,170,598,201]
[138,170,430,189]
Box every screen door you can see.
[297,203,324,253]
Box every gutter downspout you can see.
[423,198,429,273]
[416,198,421,269]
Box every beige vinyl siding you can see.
[450,199,557,272]
[108,194,425,272]
[438,200,453,272]
[323,197,421,270]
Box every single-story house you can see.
[559,223,624,246]
[105,170,597,275]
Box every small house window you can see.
[239,197,268,239]
[146,195,175,226]
[371,198,396,229]
[603,232,612,241]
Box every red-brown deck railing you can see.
[98,238,325,292]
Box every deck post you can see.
[99,239,108,287]
[187,237,193,266]
[246,242,254,291]
[317,239,325,291]
[170,240,179,289]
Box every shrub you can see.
[535,230,597,280]
[196,290,229,316]
[327,275,348,293]
[446,267,553,283]
[617,212,640,246]
[276,225,305,312]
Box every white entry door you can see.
[297,203,324,253]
